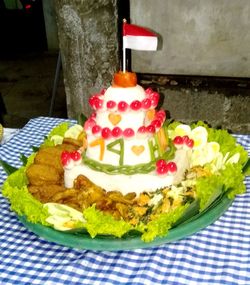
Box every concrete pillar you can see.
[54,0,119,118]
[42,0,59,51]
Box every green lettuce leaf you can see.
[196,175,224,211]
[219,163,246,199]
[83,205,133,238]
[2,167,49,225]
[167,120,181,131]
[42,122,70,147]
[196,163,246,211]
[141,204,188,242]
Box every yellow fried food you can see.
[29,184,67,203]
[26,164,61,186]
[34,144,78,174]
[34,148,64,174]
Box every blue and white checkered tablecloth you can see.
[0,117,249,285]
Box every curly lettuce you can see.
[2,166,49,225]
[140,204,188,242]
[42,122,70,147]
[83,205,133,238]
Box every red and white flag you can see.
[123,22,158,51]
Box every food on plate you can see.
[2,71,249,242]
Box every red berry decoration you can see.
[61,151,71,166]
[151,119,162,129]
[123,128,135,137]
[141,98,152,109]
[186,138,194,148]
[150,92,160,107]
[84,118,96,131]
[145,88,154,96]
[90,112,97,118]
[146,125,156,134]
[89,95,103,110]
[101,127,112,139]
[166,161,177,173]
[138,126,147,133]
[94,97,103,109]
[156,159,167,168]
[112,126,122,138]
[156,110,166,122]
[100,88,106,95]
[156,164,168,175]
[182,135,189,144]
[130,100,142,111]
[92,125,101,134]
[89,95,96,107]
[118,101,129,112]
[70,150,81,161]
[107,100,116,109]
[173,136,184,145]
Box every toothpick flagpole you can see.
[122,19,127,73]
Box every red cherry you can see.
[94,97,103,109]
[182,135,190,144]
[146,125,156,133]
[90,112,97,118]
[130,100,142,111]
[166,161,177,173]
[123,128,135,137]
[61,151,71,166]
[100,88,106,95]
[70,151,81,161]
[186,138,194,148]
[150,92,160,107]
[118,101,128,112]
[156,110,166,122]
[101,127,112,139]
[138,126,147,133]
[173,136,184,145]
[156,159,167,168]
[89,95,96,107]
[141,98,152,109]
[112,126,122,138]
[84,118,96,131]
[145,88,154,96]
[107,100,116,109]
[151,119,162,129]
[92,125,101,134]
[156,165,168,175]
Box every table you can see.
[0,116,249,285]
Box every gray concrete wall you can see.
[130,0,250,77]
[139,74,250,134]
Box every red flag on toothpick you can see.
[122,20,158,72]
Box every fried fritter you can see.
[26,164,62,186]
[35,144,78,174]
[29,184,66,203]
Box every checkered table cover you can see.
[0,117,249,285]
